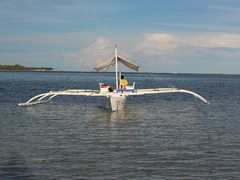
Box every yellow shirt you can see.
[120,79,128,89]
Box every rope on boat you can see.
[59,73,82,91]
[139,72,177,89]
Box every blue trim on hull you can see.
[116,89,136,93]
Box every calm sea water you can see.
[0,71,240,179]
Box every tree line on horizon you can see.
[0,64,53,71]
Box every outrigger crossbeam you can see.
[18,88,209,110]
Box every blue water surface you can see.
[0,71,240,179]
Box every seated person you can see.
[120,75,128,89]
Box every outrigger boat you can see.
[19,45,209,111]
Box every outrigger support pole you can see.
[115,44,118,90]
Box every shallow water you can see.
[0,71,240,179]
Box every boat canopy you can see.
[94,56,139,72]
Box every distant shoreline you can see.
[0,69,239,75]
[0,64,53,71]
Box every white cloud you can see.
[0,32,93,47]
[0,0,132,24]
[2,32,240,73]
[61,32,240,71]
[64,37,114,70]
[144,33,175,42]
[136,33,178,55]
[197,33,240,48]
[137,32,240,56]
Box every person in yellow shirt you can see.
[120,75,128,89]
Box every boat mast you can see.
[115,44,119,89]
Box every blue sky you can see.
[1,0,240,73]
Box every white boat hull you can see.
[108,94,127,112]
